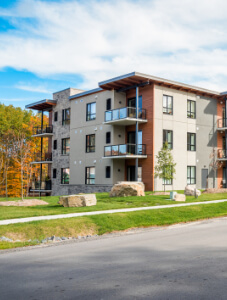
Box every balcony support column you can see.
[135,86,139,181]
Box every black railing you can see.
[218,149,227,159]
[105,107,146,122]
[31,180,52,190]
[33,125,53,135]
[34,152,52,162]
[217,119,227,128]
[104,144,146,157]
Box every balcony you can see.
[217,119,227,131]
[31,152,53,164]
[104,107,147,126]
[32,125,53,137]
[30,179,52,192]
[217,149,227,160]
[104,144,147,159]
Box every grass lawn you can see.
[0,201,227,250]
[0,191,227,221]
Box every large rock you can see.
[109,181,145,197]
[184,185,201,197]
[58,194,97,207]
[174,194,186,202]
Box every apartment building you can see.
[26,72,227,196]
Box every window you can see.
[61,168,70,184]
[62,138,70,155]
[187,100,196,119]
[53,140,57,150]
[85,167,95,184]
[86,102,96,121]
[106,98,111,111]
[106,166,111,178]
[106,132,111,144]
[163,95,173,115]
[86,134,95,153]
[187,166,196,184]
[163,178,172,185]
[53,169,57,178]
[62,108,70,125]
[163,130,173,149]
[54,111,58,122]
[187,133,196,151]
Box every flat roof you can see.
[25,99,57,111]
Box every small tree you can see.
[154,142,176,192]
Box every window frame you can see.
[86,102,96,121]
[187,100,196,119]
[61,138,70,155]
[187,132,196,151]
[163,130,173,149]
[85,167,95,185]
[187,166,196,184]
[86,134,95,153]
[61,168,70,184]
[62,108,70,125]
[163,95,173,115]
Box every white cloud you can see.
[15,83,52,94]
[1,0,227,90]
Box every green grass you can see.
[0,191,227,221]
[0,201,227,250]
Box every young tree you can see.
[154,142,176,192]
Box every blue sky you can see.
[1,0,227,109]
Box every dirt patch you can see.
[150,192,170,195]
[0,199,48,207]
[202,188,227,194]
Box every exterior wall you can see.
[215,100,224,188]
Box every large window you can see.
[187,100,196,119]
[163,95,173,115]
[61,168,70,184]
[85,167,95,184]
[163,130,173,149]
[62,108,70,125]
[187,166,196,184]
[86,102,96,121]
[62,138,70,155]
[86,134,95,153]
[187,133,196,151]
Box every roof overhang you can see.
[98,72,221,98]
[25,99,57,111]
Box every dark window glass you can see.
[187,100,196,119]
[86,134,95,153]
[106,98,111,111]
[53,169,57,178]
[54,111,58,122]
[62,108,70,125]
[61,168,70,184]
[62,138,70,155]
[53,140,57,150]
[106,132,111,144]
[86,102,96,121]
[163,130,173,149]
[106,166,111,178]
[85,167,95,184]
[163,95,173,115]
[187,133,196,151]
[187,166,196,184]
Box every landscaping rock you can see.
[0,236,13,242]
[58,194,97,207]
[174,194,186,202]
[109,181,145,197]
[184,185,201,197]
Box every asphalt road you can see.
[0,217,227,300]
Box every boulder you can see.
[58,194,97,207]
[109,181,145,197]
[184,185,201,197]
[174,194,186,202]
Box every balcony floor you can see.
[103,155,147,159]
[32,133,54,137]
[103,118,147,126]
[30,161,53,164]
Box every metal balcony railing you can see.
[33,125,53,135]
[217,119,227,129]
[31,180,52,190]
[218,149,227,159]
[33,152,52,162]
[104,144,146,157]
[105,107,146,122]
